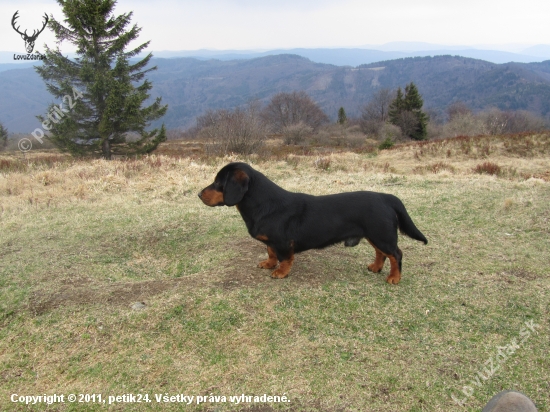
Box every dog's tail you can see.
[386,195,428,245]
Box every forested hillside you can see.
[2,54,550,132]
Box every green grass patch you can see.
[0,154,548,411]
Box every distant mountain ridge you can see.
[149,41,550,65]
[3,42,550,67]
[152,46,545,66]
[2,54,550,133]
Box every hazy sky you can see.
[1,0,549,53]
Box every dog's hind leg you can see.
[367,239,402,284]
[368,248,386,273]
[385,247,402,284]
[366,240,386,273]
[258,246,278,269]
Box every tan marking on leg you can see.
[271,253,294,279]
[385,256,401,284]
[258,246,278,269]
[368,248,386,273]
[366,239,401,284]
[366,239,386,273]
[256,234,269,241]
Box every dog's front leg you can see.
[258,246,278,269]
[270,246,294,279]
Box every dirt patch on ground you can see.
[216,237,363,291]
[28,237,370,315]
[28,278,194,316]
[506,268,540,281]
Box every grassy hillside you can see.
[0,134,549,411]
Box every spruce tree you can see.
[0,123,7,151]
[337,107,347,125]
[35,0,167,159]
[388,83,428,140]
[404,83,423,110]
[388,87,405,125]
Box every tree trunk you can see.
[102,139,111,160]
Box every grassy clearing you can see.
[0,134,549,411]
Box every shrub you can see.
[310,124,366,149]
[440,112,486,138]
[360,119,384,136]
[314,157,331,170]
[440,109,548,139]
[412,162,456,174]
[378,138,394,150]
[197,104,267,155]
[378,123,403,142]
[281,122,313,145]
[474,162,502,176]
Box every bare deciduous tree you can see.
[506,110,547,133]
[447,101,472,121]
[362,88,393,123]
[197,103,267,155]
[441,112,485,138]
[479,108,511,136]
[360,88,394,135]
[439,107,548,139]
[261,91,329,132]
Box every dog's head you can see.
[198,163,250,207]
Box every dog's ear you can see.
[223,169,249,206]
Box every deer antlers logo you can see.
[11,11,48,54]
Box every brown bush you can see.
[261,91,329,132]
[281,122,313,145]
[196,104,267,155]
[474,162,502,176]
[447,101,472,121]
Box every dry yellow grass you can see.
[2,133,548,213]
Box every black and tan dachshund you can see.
[199,162,427,284]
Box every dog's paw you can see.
[385,274,401,284]
[270,268,289,279]
[258,259,278,269]
[367,263,383,273]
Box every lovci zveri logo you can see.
[11,10,48,60]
